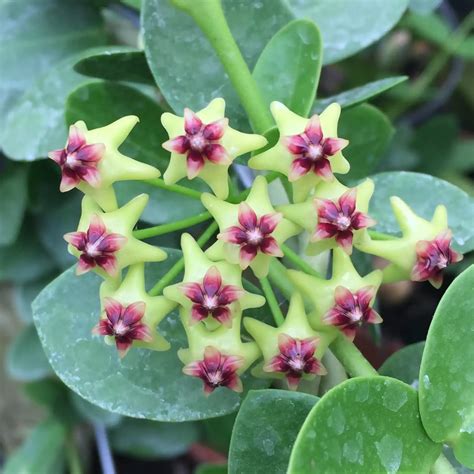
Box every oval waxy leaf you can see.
[142,0,292,127]
[65,81,206,225]
[33,249,267,421]
[313,76,408,113]
[419,265,474,468]
[379,342,425,387]
[340,104,394,181]
[369,172,474,253]
[253,19,322,117]
[287,0,409,65]
[228,389,318,474]
[74,48,154,85]
[288,376,441,473]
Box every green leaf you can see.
[229,389,318,474]
[288,376,441,473]
[403,12,474,59]
[65,81,206,224]
[253,20,322,117]
[202,413,237,454]
[369,172,474,253]
[379,342,425,386]
[0,0,105,122]
[409,0,442,14]
[419,265,474,468]
[74,47,155,85]
[6,324,53,382]
[0,223,57,284]
[109,418,199,459]
[1,50,99,161]
[448,139,474,173]
[142,0,292,127]
[287,0,409,65]
[33,249,267,422]
[313,76,408,112]
[70,392,122,428]
[195,464,228,474]
[3,417,67,474]
[0,163,29,246]
[339,104,394,181]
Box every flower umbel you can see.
[183,346,244,395]
[48,125,105,192]
[324,286,382,341]
[314,188,375,254]
[284,114,348,182]
[218,202,283,269]
[163,108,229,179]
[93,297,151,357]
[64,214,126,276]
[412,230,463,288]
[264,334,326,390]
[179,266,244,326]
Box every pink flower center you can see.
[188,132,207,152]
[203,294,219,311]
[113,320,129,336]
[335,214,352,231]
[246,228,264,245]
[307,143,324,161]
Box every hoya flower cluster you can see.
[50,98,462,395]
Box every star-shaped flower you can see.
[202,176,301,277]
[183,346,244,395]
[161,98,267,199]
[163,233,265,330]
[49,116,160,211]
[95,264,176,356]
[244,293,330,390]
[356,197,463,288]
[279,178,375,256]
[288,248,383,331]
[249,102,349,202]
[178,309,260,395]
[65,194,167,278]
[324,286,382,341]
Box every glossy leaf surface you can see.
[379,342,425,387]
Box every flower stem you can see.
[65,434,83,474]
[149,221,219,296]
[330,335,378,378]
[171,0,273,134]
[259,276,285,326]
[145,178,203,200]
[281,244,322,278]
[133,212,212,239]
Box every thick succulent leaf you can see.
[74,48,155,85]
[142,0,293,128]
[0,163,29,246]
[419,265,474,468]
[70,393,122,427]
[379,342,425,387]
[2,417,66,474]
[253,19,322,117]
[65,81,206,224]
[313,76,408,112]
[369,172,474,253]
[287,0,409,64]
[0,0,105,123]
[33,249,267,422]
[340,105,394,181]
[6,324,53,382]
[1,50,102,161]
[229,389,318,474]
[109,418,200,459]
[288,376,441,473]
[195,465,228,474]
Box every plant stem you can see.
[431,454,457,474]
[133,212,212,239]
[281,243,322,277]
[259,276,285,326]
[171,0,273,134]
[145,178,203,200]
[330,335,378,378]
[149,221,218,296]
[367,230,396,241]
[65,434,83,474]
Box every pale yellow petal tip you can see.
[200,192,218,209]
[72,120,88,132]
[270,101,288,115]
[208,97,225,109]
